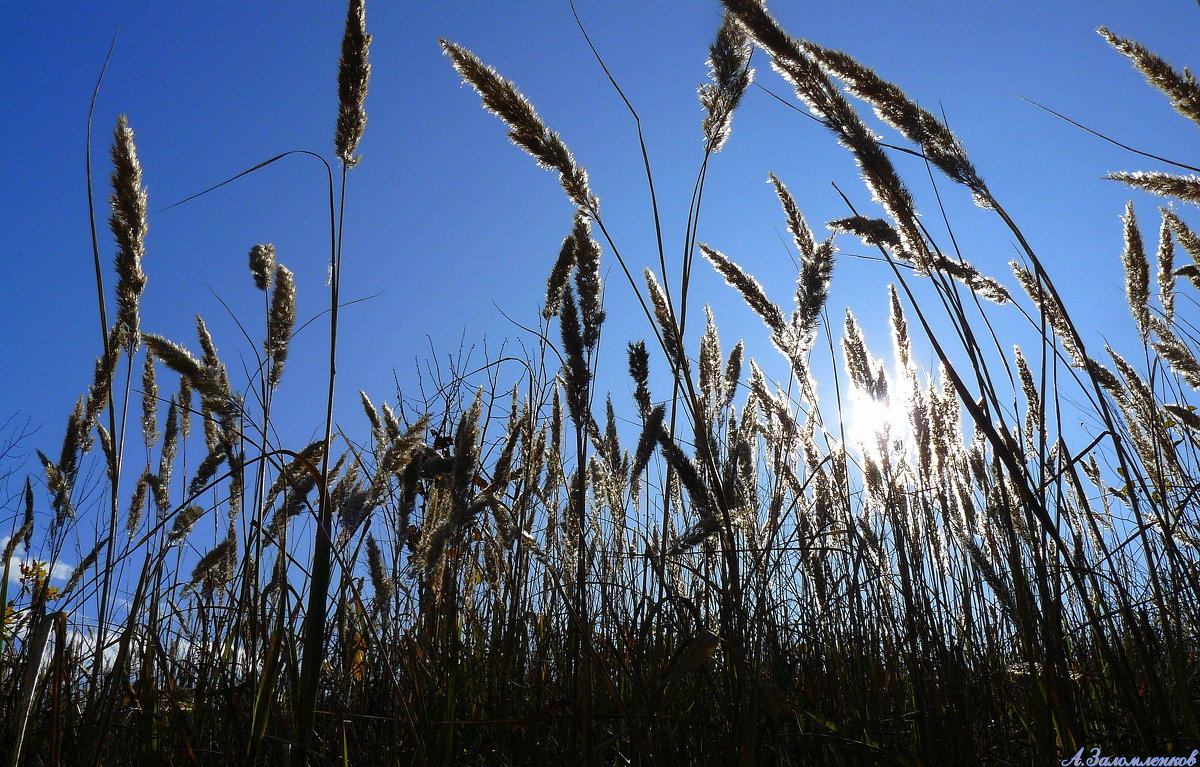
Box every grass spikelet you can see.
[889,285,911,371]
[3,479,35,562]
[1156,212,1176,323]
[84,326,123,430]
[109,115,148,347]
[248,243,276,291]
[698,243,787,342]
[1011,262,1086,368]
[929,254,1011,303]
[571,213,605,347]
[266,264,296,388]
[451,388,485,508]
[794,235,837,352]
[1164,403,1200,430]
[544,219,578,319]
[1106,171,1200,204]
[842,309,886,400]
[127,467,150,535]
[723,340,744,411]
[720,0,929,269]
[189,532,237,597]
[559,285,592,429]
[700,13,754,152]
[265,439,326,505]
[142,335,226,409]
[829,215,901,249]
[769,172,816,259]
[656,431,714,546]
[141,352,159,450]
[1086,357,1127,403]
[1013,346,1042,451]
[365,533,392,621]
[1164,208,1200,263]
[643,268,683,368]
[631,404,665,486]
[802,39,987,201]
[440,39,596,211]
[159,399,179,485]
[1121,201,1151,340]
[334,0,371,167]
[627,340,652,418]
[699,306,724,414]
[188,447,226,496]
[1099,26,1200,129]
[177,373,193,439]
[168,504,208,545]
[1149,316,1200,388]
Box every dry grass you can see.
[2,2,1199,765]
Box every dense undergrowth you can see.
[3,1,1200,765]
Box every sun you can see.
[844,388,909,456]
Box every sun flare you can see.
[845,389,909,454]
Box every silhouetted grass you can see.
[2,2,1199,765]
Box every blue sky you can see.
[3,0,1199,527]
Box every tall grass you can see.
[3,1,1199,765]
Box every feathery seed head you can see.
[335,0,371,167]
[627,340,652,418]
[544,217,579,319]
[440,39,597,212]
[1107,171,1200,204]
[169,505,208,545]
[700,13,754,152]
[248,244,276,291]
[1099,27,1200,130]
[571,213,605,347]
[109,115,148,347]
[643,268,683,369]
[1121,201,1151,340]
[1157,212,1177,323]
[267,264,297,388]
[698,243,787,344]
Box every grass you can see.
[2,1,1200,765]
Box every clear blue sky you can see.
[3,1,1199,504]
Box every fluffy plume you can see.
[248,244,276,291]
[1107,171,1200,204]
[628,340,652,418]
[109,115,148,346]
[544,218,579,318]
[1099,27,1200,130]
[802,40,987,202]
[1157,212,1176,323]
[62,541,104,598]
[829,216,902,250]
[168,505,208,545]
[719,0,928,269]
[842,310,887,401]
[335,0,371,166]
[190,532,237,597]
[644,269,683,369]
[699,306,724,414]
[559,285,592,430]
[1120,202,1151,340]
[266,264,297,388]
[141,352,160,450]
[440,39,596,211]
[571,213,605,347]
[700,13,754,152]
[698,244,787,342]
[1150,316,1200,388]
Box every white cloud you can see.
[1,536,75,585]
